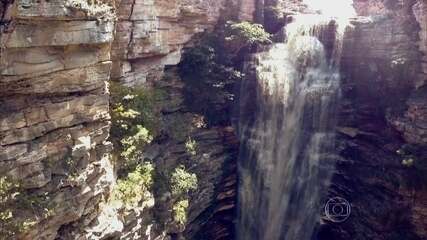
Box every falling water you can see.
[237,2,354,240]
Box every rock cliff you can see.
[0,0,240,239]
[1,0,426,239]
[323,0,427,239]
[0,0,115,239]
[111,0,229,86]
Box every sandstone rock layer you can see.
[0,0,114,239]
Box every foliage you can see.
[178,41,243,125]
[172,199,189,225]
[0,176,18,203]
[178,21,268,125]
[224,21,271,51]
[170,166,198,197]
[0,176,26,237]
[113,162,154,209]
[0,177,54,238]
[66,0,116,20]
[180,46,216,75]
[110,82,161,168]
[120,125,154,163]
[185,137,198,156]
[264,6,282,22]
[170,166,197,225]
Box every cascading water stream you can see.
[237,1,355,239]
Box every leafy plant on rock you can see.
[185,137,198,156]
[110,82,161,169]
[172,199,189,225]
[170,165,198,197]
[178,21,269,126]
[0,177,55,238]
[113,162,154,209]
[170,166,198,226]
[224,21,271,53]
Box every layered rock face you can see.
[143,69,238,240]
[111,0,229,86]
[108,0,240,239]
[319,0,427,239]
[2,0,425,239]
[392,0,427,144]
[1,0,238,239]
[0,0,115,239]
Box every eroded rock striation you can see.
[322,0,427,239]
[1,0,426,239]
[111,0,230,86]
[0,0,115,239]
[1,0,239,239]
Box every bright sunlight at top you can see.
[303,0,356,18]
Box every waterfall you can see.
[237,4,354,240]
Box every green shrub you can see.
[172,199,189,225]
[0,176,23,237]
[120,125,154,162]
[179,46,216,77]
[110,82,161,134]
[225,21,271,51]
[113,162,154,209]
[263,6,285,33]
[170,165,197,225]
[110,82,161,168]
[185,137,198,156]
[0,176,18,204]
[0,177,54,237]
[178,21,267,126]
[170,166,198,197]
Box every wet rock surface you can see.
[240,1,427,239]
[320,1,427,239]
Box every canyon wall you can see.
[0,0,115,239]
[109,0,240,239]
[322,0,427,239]
[0,0,244,239]
[1,0,425,239]
[111,0,229,86]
